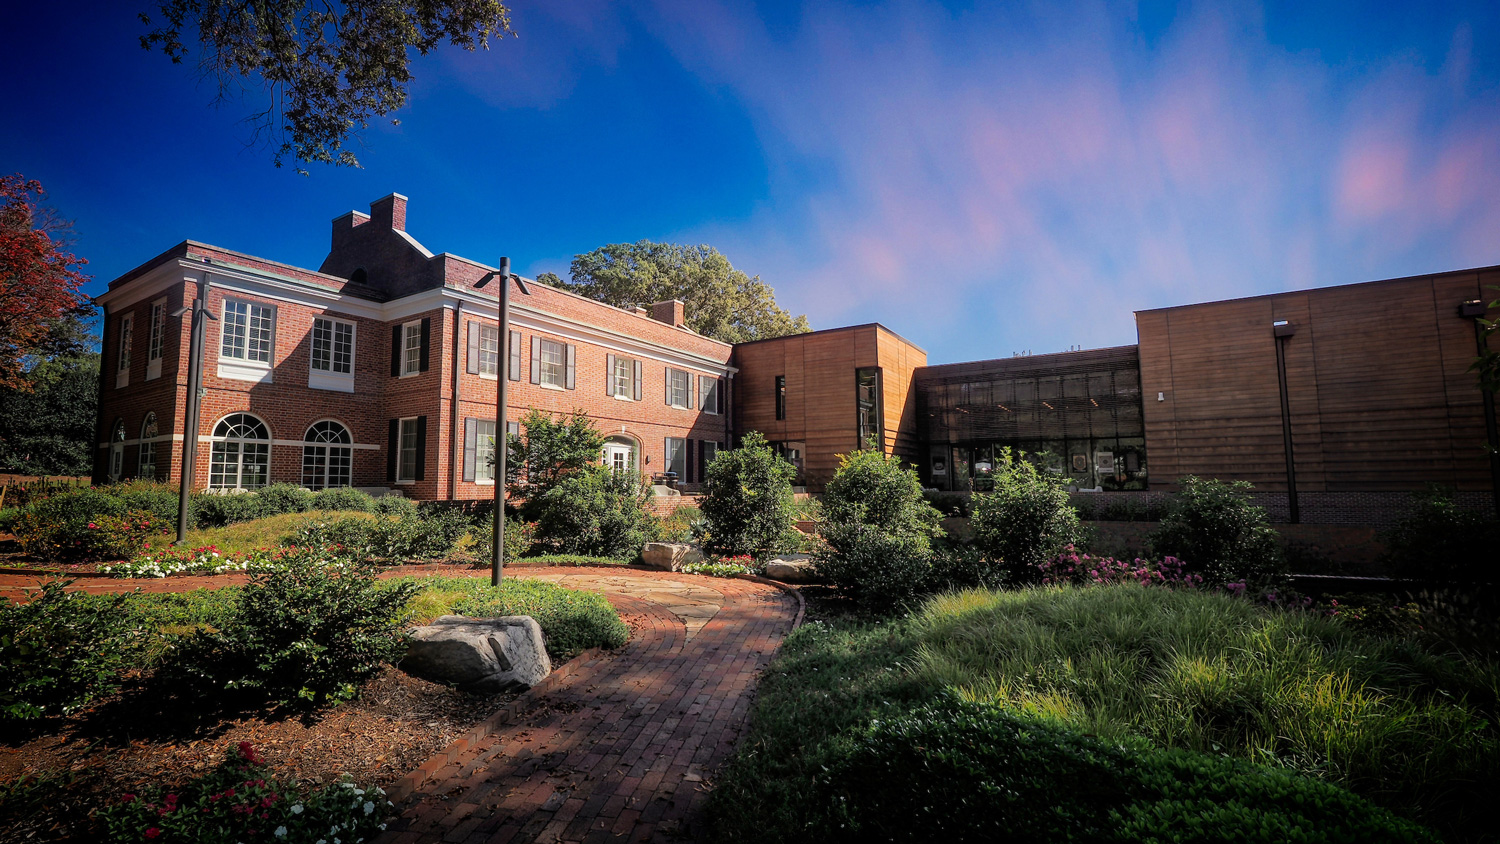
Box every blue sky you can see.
[4,1,1498,364]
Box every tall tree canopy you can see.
[538,242,811,344]
[139,1,514,171]
[0,175,92,391]
[0,348,99,477]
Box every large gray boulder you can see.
[403,615,551,692]
[764,554,818,583]
[641,542,703,572]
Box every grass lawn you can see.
[177,510,381,556]
[708,583,1499,843]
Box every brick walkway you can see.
[0,566,803,843]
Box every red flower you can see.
[121,794,136,803]
[144,828,161,839]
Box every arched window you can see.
[138,413,158,480]
[108,419,126,481]
[302,420,352,490]
[208,413,270,490]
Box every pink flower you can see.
[144,828,161,840]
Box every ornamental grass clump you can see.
[100,741,391,844]
[166,546,419,708]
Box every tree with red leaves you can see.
[0,174,92,390]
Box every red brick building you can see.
[93,193,733,499]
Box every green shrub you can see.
[190,492,266,528]
[113,481,184,525]
[10,487,127,559]
[697,432,799,560]
[371,495,416,516]
[254,483,315,516]
[969,451,1083,583]
[682,560,755,578]
[508,408,607,502]
[532,466,655,560]
[821,447,942,547]
[289,507,472,562]
[1148,476,1285,587]
[399,576,628,661]
[99,741,391,844]
[86,509,171,560]
[468,517,539,563]
[815,525,933,613]
[0,580,146,720]
[167,546,420,708]
[921,489,970,518]
[656,505,701,542]
[511,554,631,567]
[309,486,375,513]
[818,696,1437,844]
[1379,486,1500,584]
[286,516,375,552]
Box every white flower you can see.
[274,827,288,838]
[290,804,304,815]
[363,801,375,815]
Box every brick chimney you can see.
[330,210,369,246]
[369,192,408,231]
[632,306,650,317]
[650,299,686,327]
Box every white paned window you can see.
[138,413,158,480]
[665,437,687,478]
[109,420,126,480]
[667,368,690,408]
[478,325,500,377]
[538,338,565,387]
[222,300,274,363]
[611,356,634,398]
[398,417,419,481]
[301,421,353,489]
[475,419,497,482]
[208,413,271,490]
[402,322,422,376]
[146,300,165,380]
[116,316,133,388]
[700,376,720,414]
[311,318,354,374]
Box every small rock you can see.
[640,542,704,572]
[402,615,551,692]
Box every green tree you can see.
[538,241,811,343]
[820,445,943,547]
[697,432,799,559]
[139,1,514,172]
[970,450,1084,583]
[0,351,99,476]
[507,409,606,502]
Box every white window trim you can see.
[206,413,272,491]
[309,315,357,392]
[610,356,637,401]
[667,368,691,410]
[146,298,166,381]
[474,418,498,485]
[477,323,500,381]
[538,337,566,388]
[218,299,276,383]
[400,320,422,378]
[116,315,132,389]
[700,375,719,415]
[396,416,419,483]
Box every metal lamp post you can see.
[173,268,216,545]
[475,258,529,585]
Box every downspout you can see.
[1273,320,1300,524]
[450,302,464,502]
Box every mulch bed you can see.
[0,666,521,843]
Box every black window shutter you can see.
[633,359,643,401]
[508,331,522,380]
[419,318,431,372]
[565,344,576,390]
[462,418,477,482]
[530,336,541,384]
[717,377,725,414]
[466,321,480,375]
[386,419,398,481]
[606,354,615,395]
[686,439,694,483]
[390,326,401,377]
[414,415,427,481]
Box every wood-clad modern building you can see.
[731,324,926,489]
[1136,265,1500,523]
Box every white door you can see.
[604,443,632,473]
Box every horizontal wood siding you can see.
[1137,269,1497,493]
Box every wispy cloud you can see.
[626,1,1500,359]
